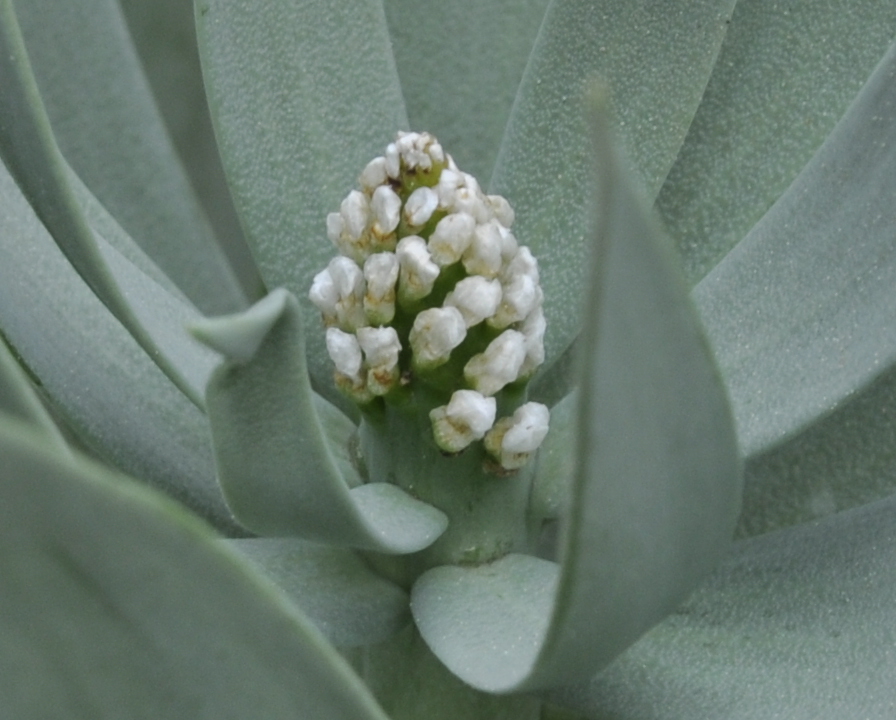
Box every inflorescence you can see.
[310,132,549,471]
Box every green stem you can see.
[359,384,538,588]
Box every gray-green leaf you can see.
[195,0,408,403]
[411,92,741,693]
[0,417,390,720]
[695,40,896,534]
[194,289,448,553]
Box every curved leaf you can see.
[0,337,67,451]
[383,0,549,183]
[227,538,409,648]
[118,0,264,301]
[411,93,741,693]
[0,1,211,405]
[195,0,407,401]
[0,153,235,534]
[694,41,896,531]
[411,554,559,691]
[657,0,896,284]
[15,0,247,314]
[193,289,448,553]
[0,417,390,720]
[490,0,736,373]
[560,492,896,720]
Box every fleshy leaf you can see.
[658,0,896,284]
[0,153,235,534]
[694,41,896,532]
[0,337,67,452]
[0,1,214,406]
[558,492,896,720]
[195,0,407,401]
[490,0,736,375]
[529,389,578,523]
[384,0,549,182]
[14,0,246,314]
[195,289,448,553]
[411,554,559,691]
[0,417,390,720]
[411,92,742,693]
[227,538,409,648]
[118,0,262,300]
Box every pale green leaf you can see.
[0,337,67,451]
[195,0,407,401]
[15,0,246,314]
[490,0,736,372]
[0,154,236,534]
[658,0,896,284]
[411,554,559,692]
[529,389,578,523]
[0,418,391,720]
[227,538,409,648]
[118,0,263,300]
[558,493,896,720]
[411,92,741,693]
[0,1,212,405]
[694,41,896,533]
[383,0,549,182]
[194,289,448,553]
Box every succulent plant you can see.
[2,0,896,718]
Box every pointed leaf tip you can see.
[191,288,290,362]
[202,289,447,554]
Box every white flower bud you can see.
[357,326,401,369]
[463,329,527,396]
[384,142,400,178]
[359,156,388,191]
[309,267,339,322]
[326,212,344,248]
[491,274,542,328]
[519,306,546,377]
[357,326,401,395]
[371,185,401,240]
[410,306,466,369]
[486,194,515,227]
[437,168,462,209]
[462,219,504,278]
[491,246,543,328]
[444,276,502,327]
[437,170,489,222]
[341,190,369,241]
[498,226,519,263]
[404,186,439,228]
[430,390,497,453]
[328,256,367,330]
[485,402,550,470]
[396,235,440,302]
[395,131,433,171]
[429,212,476,266]
[326,327,363,379]
[363,252,399,324]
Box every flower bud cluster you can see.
[309,132,549,471]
